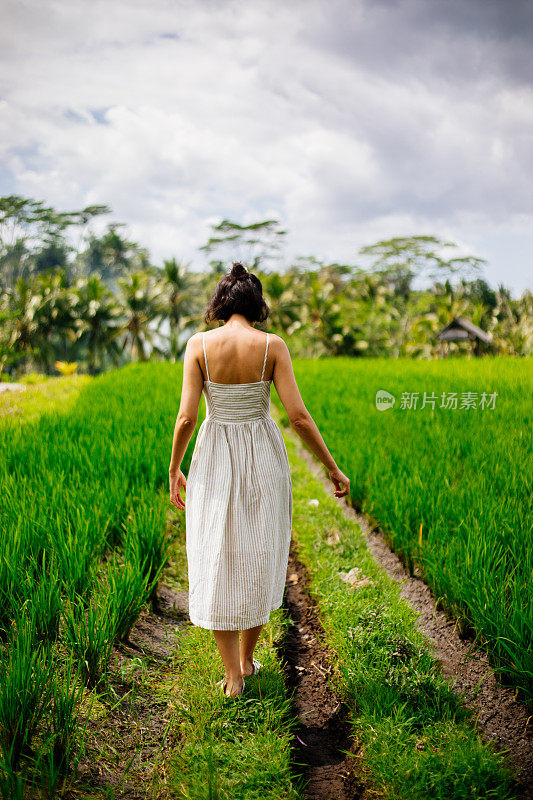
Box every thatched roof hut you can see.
[437,316,492,356]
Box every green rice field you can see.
[280,356,533,702]
[0,365,181,795]
[0,355,530,797]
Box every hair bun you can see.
[230,262,248,281]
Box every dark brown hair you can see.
[203,262,270,324]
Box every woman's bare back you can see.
[201,328,273,384]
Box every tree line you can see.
[0,195,531,376]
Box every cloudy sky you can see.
[1,0,532,295]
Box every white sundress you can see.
[185,332,293,631]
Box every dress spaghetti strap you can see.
[260,333,270,381]
[202,332,210,382]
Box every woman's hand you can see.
[328,466,350,499]
[169,469,187,510]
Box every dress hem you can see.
[188,599,283,631]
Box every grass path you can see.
[161,500,306,800]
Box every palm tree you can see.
[0,240,30,291]
[490,287,533,356]
[4,270,70,373]
[73,276,124,374]
[3,277,42,373]
[154,259,198,360]
[303,272,348,356]
[115,271,165,361]
[262,271,302,335]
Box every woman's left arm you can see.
[169,335,204,510]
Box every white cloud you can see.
[0,0,532,293]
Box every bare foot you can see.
[240,658,254,677]
[224,676,245,697]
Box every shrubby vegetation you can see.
[1,195,531,377]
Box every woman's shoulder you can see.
[187,331,203,346]
[185,331,208,357]
[267,333,289,351]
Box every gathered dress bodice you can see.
[203,379,273,425]
[201,331,273,426]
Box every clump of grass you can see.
[35,654,88,797]
[23,552,62,644]
[0,528,30,637]
[0,615,54,771]
[0,762,24,800]
[47,517,100,605]
[106,556,151,643]
[61,588,115,690]
[46,655,86,775]
[123,490,170,612]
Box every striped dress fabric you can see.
[185,332,293,630]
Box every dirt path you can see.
[275,542,370,800]
[291,433,533,799]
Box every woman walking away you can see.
[168,262,350,697]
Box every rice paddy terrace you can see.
[0,356,531,799]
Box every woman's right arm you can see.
[271,336,350,499]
